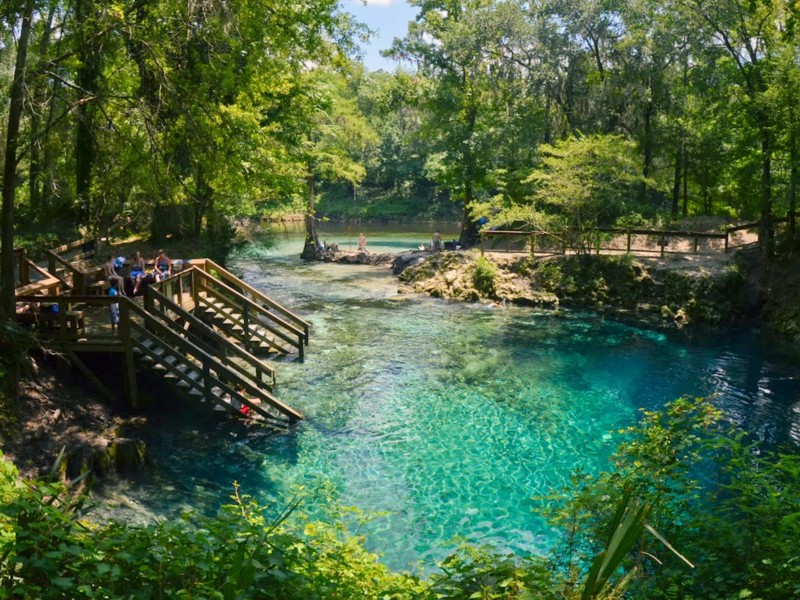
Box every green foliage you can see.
[3,393,800,599]
[472,256,498,296]
[0,466,431,599]
[580,489,651,600]
[527,135,656,252]
[531,261,564,294]
[430,544,555,600]
[548,396,800,599]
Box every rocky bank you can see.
[393,250,753,328]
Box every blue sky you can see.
[343,0,419,71]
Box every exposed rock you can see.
[392,250,430,275]
[396,251,748,325]
[321,249,394,266]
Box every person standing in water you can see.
[357,233,367,252]
[432,230,442,252]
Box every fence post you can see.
[693,236,698,254]
[659,236,668,258]
[724,231,729,253]
[480,234,485,256]
[626,231,631,254]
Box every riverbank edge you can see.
[322,245,798,337]
[394,250,756,328]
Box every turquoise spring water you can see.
[101,227,800,572]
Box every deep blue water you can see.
[97,227,800,572]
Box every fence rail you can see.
[478,215,800,257]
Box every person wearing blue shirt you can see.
[109,282,120,334]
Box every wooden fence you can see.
[480,213,797,257]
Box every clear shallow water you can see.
[99,227,800,572]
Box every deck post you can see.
[19,249,29,285]
[119,300,139,408]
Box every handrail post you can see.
[20,249,29,285]
[242,304,250,353]
[58,297,68,345]
[202,361,211,401]
[192,269,199,311]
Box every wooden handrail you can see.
[126,299,302,421]
[191,268,305,358]
[726,221,760,233]
[190,258,310,343]
[145,285,276,388]
[49,237,99,256]
[154,266,302,355]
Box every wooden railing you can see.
[126,298,302,422]
[189,258,310,344]
[480,222,759,257]
[184,267,306,359]
[14,294,114,347]
[46,237,106,294]
[144,284,277,389]
[13,248,61,295]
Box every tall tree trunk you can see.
[790,112,797,238]
[671,137,682,219]
[300,171,320,260]
[458,100,479,248]
[759,128,774,260]
[682,147,688,218]
[1,0,35,398]
[27,5,57,222]
[640,78,654,205]
[75,0,101,227]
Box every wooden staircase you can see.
[128,300,301,424]
[159,259,310,360]
[15,239,309,425]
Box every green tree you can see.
[480,135,654,254]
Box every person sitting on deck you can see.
[154,249,172,281]
[104,254,127,296]
[129,250,146,295]
[357,233,367,253]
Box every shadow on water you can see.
[95,225,800,571]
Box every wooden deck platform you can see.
[15,239,310,425]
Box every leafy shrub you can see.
[472,256,498,296]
